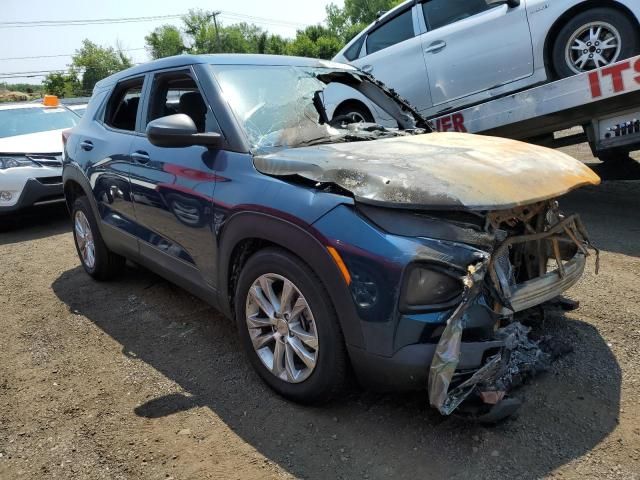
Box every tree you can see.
[43,71,81,98]
[326,0,403,43]
[145,25,186,59]
[343,0,403,25]
[72,39,133,92]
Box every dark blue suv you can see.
[63,55,600,415]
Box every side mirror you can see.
[146,114,222,148]
[507,0,521,7]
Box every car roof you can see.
[95,54,356,90]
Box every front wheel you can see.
[552,8,639,78]
[234,248,349,404]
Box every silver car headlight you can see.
[0,157,39,169]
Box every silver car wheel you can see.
[347,112,366,123]
[565,21,622,74]
[74,210,96,269]
[245,273,319,384]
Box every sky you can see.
[0,0,344,84]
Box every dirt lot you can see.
[1,149,639,480]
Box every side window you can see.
[365,9,414,56]
[422,0,495,31]
[104,78,144,132]
[146,70,210,133]
[344,33,366,61]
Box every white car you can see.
[67,104,88,117]
[0,99,79,214]
[332,0,640,119]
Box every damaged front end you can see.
[428,201,599,418]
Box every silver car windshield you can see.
[210,64,416,150]
[0,107,79,139]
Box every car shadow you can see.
[561,180,640,257]
[52,264,621,480]
[0,204,70,245]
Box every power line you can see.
[0,14,183,28]
[0,11,309,29]
[219,12,309,28]
[0,47,146,62]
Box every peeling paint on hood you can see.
[253,132,601,210]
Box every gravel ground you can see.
[1,148,639,480]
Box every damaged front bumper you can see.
[428,213,598,416]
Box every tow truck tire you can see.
[552,8,639,79]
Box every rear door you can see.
[72,77,145,247]
[129,67,220,286]
[419,0,534,107]
[351,7,434,112]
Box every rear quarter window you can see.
[343,34,366,61]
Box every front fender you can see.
[216,210,366,349]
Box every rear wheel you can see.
[332,102,374,124]
[552,8,639,78]
[72,196,125,280]
[234,248,348,404]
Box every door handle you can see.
[131,151,150,164]
[361,64,374,73]
[424,41,447,54]
[80,140,93,151]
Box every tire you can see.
[332,102,374,124]
[597,148,630,163]
[71,196,125,280]
[234,247,348,404]
[552,8,639,78]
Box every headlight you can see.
[0,157,38,169]
[401,264,463,310]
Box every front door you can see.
[419,0,534,107]
[129,68,219,286]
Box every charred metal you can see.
[424,200,599,417]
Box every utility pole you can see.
[210,11,222,53]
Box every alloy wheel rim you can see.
[74,211,96,269]
[565,21,622,74]
[245,273,319,383]
[348,112,366,123]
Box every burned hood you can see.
[253,132,601,210]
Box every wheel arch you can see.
[63,165,101,221]
[217,211,365,349]
[543,0,640,78]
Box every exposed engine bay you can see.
[426,200,599,419]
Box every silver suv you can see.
[332,0,640,119]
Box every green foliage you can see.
[42,71,81,98]
[343,0,403,25]
[145,25,186,60]
[326,0,403,44]
[72,39,133,92]
[0,83,44,94]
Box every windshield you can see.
[210,64,420,150]
[0,106,79,139]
